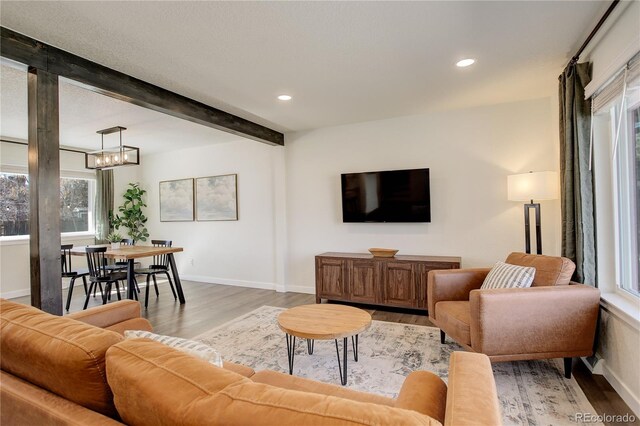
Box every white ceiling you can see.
[0,1,607,137]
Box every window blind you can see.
[591,51,640,113]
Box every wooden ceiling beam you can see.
[1,27,284,146]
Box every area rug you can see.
[195,306,602,426]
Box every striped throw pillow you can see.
[125,330,223,367]
[481,261,536,289]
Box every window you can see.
[610,80,640,297]
[0,172,95,237]
[0,173,28,236]
[592,52,640,300]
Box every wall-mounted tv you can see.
[341,168,431,223]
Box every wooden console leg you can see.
[316,296,321,304]
[440,330,446,344]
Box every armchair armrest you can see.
[444,352,501,426]
[67,300,152,334]
[428,268,490,320]
[395,371,447,423]
[469,284,600,357]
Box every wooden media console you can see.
[315,252,461,311]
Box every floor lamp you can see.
[507,171,559,255]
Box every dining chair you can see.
[61,244,92,312]
[84,246,128,310]
[105,238,140,296]
[134,240,177,309]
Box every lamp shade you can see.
[507,171,559,201]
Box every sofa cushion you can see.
[0,299,122,418]
[106,338,250,426]
[505,252,575,286]
[211,381,439,426]
[107,339,439,426]
[435,301,471,346]
[480,261,535,289]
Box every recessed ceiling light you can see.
[277,94,292,101]
[456,58,475,68]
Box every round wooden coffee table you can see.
[277,304,372,385]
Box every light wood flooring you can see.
[13,280,639,426]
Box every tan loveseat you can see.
[1,299,502,425]
[428,252,601,378]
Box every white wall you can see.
[285,97,561,290]
[0,142,95,297]
[137,139,283,290]
[582,1,640,415]
[113,165,140,204]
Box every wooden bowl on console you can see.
[368,248,398,258]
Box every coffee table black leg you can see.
[334,337,348,386]
[307,339,314,355]
[352,335,359,362]
[285,334,296,375]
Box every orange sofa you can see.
[428,252,601,378]
[1,299,502,425]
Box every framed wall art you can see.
[159,178,194,222]
[195,174,238,221]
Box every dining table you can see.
[70,245,186,304]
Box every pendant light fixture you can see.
[85,126,140,170]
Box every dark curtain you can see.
[559,62,596,285]
[95,169,114,243]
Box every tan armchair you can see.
[428,252,601,378]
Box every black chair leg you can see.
[83,282,95,310]
[114,281,122,300]
[82,276,88,294]
[564,357,573,379]
[440,330,446,344]
[102,283,111,305]
[153,275,159,296]
[165,272,177,300]
[145,275,151,309]
[66,277,76,312]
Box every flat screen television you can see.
[341,168,431,223]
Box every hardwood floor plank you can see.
[10,280,638,424]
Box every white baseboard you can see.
[0,288,30,299]
[181,275,315,295]
[283,284,315,295]
[180,274,277,291]
[603,363,640,417]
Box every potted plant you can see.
[112,183,149,243]
[106,231,123,249]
